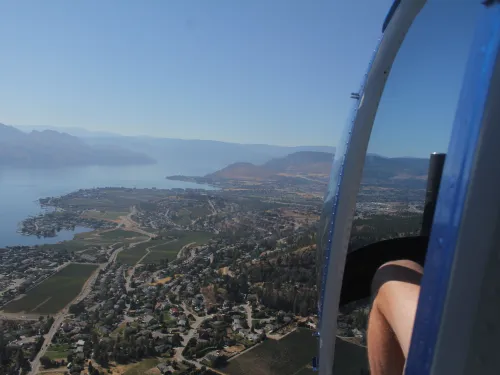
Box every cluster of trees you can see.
[90,330,167,366]
[69,301,86,315]
[349,213,422,252]
[178,362,218,374]
[235,246,317,315]
[182,338,218,359]
[40,357,103,375]
[255,283,316,316]
[246,250,316,287]
[0,318,54,375]
[0,344,31,375]
[39,356,66,370]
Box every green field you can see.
[222,329,368,375]
[99,229,142,240]
[142,231,212,264]
[45,343,70,360]
[40,230,147,256]
[171,205,211,226]
[116,241,154,265]
[39,240,89,253]
[171,208,192,226]
[3,264,98,314]
[82,210,127,221]
[52,188,173,211]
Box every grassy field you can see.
[2,264,98,314]
[222,329,368,375]
[116,241,154,265]
[122,358,160,375]
[39,240,89,253]
[99,229,142,240]
[171,205,211,226]
[222,328,316,375]
[45,343,71,360]
[40,230,147,256]
[171,208,192,226]
[142,231,212,264]
[53,188,173,211]
[82,210,127,221]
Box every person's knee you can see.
[370,259,422,358]
[371,259,423,298]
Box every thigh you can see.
[373,260,423,357]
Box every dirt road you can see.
[176,242,196,259]
[116,206,154,238]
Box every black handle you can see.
[421,153,446,237]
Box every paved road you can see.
[124,240,153,291]
[29,313,65,375]
[243,303,253,330]
[173,307,214,368]
[29,242,127,375]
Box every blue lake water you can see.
[0,163,213,247]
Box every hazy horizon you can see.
[0,0,394,148]
[0,1,480,157]
[9,123,334,147]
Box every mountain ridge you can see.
[206,151,334,180]
[205,151,429,181]
[0,124,156,168]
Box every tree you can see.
[40,356,53,369]
[69,301,85,315]
[172,333,182,347]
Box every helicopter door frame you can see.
[317,1,426,374]
[405,5,500,375]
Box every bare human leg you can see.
[367,260,423,375]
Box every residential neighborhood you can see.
[0,167,422,375]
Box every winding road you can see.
[173,305,215,368]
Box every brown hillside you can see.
[206,162,275,180]
[206,152,333,180]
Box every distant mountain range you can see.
[169,151,430,189]
[14,125,123,138]
[82,136,336,175]
[362,154,429,182]
[6,124,429,181]
[0,124,155,168]
[5,123,335,172]
[206,151,334,180]
[12,125,333,174]
[207,151,429,182]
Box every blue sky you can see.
[367,0,481,157]
[0,1,481,155]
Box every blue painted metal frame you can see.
[405,5,500,374]
[317,35,382,324]
[317,2,427,373]
[383,0,402,32]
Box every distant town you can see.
[0,151,428,375]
